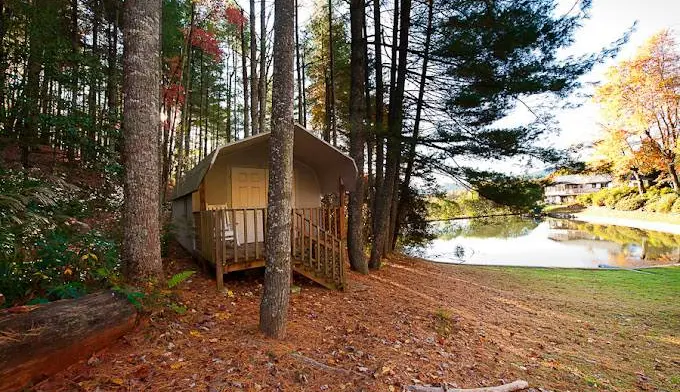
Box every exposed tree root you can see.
[405,379,529,392]
[290,352,366,379]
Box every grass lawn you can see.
[580,206,680,225]
[467,265,680,390]
[495,265,680,308]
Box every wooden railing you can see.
[291,208,345,290]
[544,186,602,196]
[195,207,346,290]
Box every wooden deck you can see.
[194,207,346,290]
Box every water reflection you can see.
[410,216,680,268]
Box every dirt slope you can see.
[35,245,679,391]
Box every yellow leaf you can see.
[227,290,235,298]
[215,312,230,320]
[110,377,125,385]
[189,330,202,338]
[170,362,183,369]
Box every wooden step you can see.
[292,261,342,290]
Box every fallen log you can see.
[0,290,138,392]
[406,380,529,392]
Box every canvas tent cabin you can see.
[169,124,357,290]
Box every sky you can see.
[236,0,680,180]
[516,0,680,153]
[442,0,680,179]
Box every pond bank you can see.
[574,206,680,235]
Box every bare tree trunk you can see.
[301,45,307,127]
[241,9,250,137]
[388,0,399,101]
[632,168,646,195]
[295,0,303,124]
[259,0,267,132]
[327,0,336,145]
[348,0,368,274]
[394,0,434,245]
[369,0,411,269]
[86,0,101,162]
[122,0,163,284]
[363,11,373,206]
[0,0,7,125]
[668,161,680,192]
[371,0,385,237]
[250,0,259,135]
[324,69,331,142]
[178,5,195,176]
[259,0,294,339]
[198,51,205,160]
[106,0,119,120]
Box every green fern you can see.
[167,270,196,289]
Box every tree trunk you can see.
[347,0,368,274]
[226,68,232,142]
[259,0,294,339]
[369,0,412,269]
[70,0,79,118]
[87,0,101,162]
[394,0,434,244]
[388,0,399,101]
[327,0,336,145]
[669,162,680,192]
[250,0,259,135]
[106,0,119,120]
[0,0,7,125]
[363,10,373,207]
[240,10,250,138]
[178,5,195,177]
[122,0,163,284]
[301,45,307,126]
[632,168,646,195]
[295,0,303,124]
[21,0,47,168]
[259,0,267,132]
[0,291,138,392]
[371,0,385,237]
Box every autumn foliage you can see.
[187,28,223,61]
[224,5,246,28]
[594,29,680,190]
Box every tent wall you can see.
[294,162,322,208]
[172,194,196,252]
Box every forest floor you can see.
[37,244,680,392]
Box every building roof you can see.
[169,124,358,201]
[551,174,613,185]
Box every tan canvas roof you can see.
[169,124,358,200]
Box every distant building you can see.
[544,174,613,204]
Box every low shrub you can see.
[0,228,119,306]
[594,187,636,209]
[671,197,680,213]
[646,193,678,213]
[615,194,646,211]
[576,193,593,205]
[591,189,610,207]
[0,168,121,306]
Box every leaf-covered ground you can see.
[37,244,680,391]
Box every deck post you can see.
[338,177,347,269]
[216,210,224,291]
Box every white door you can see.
[232,168,267,244]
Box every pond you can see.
[408,216,680,269]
